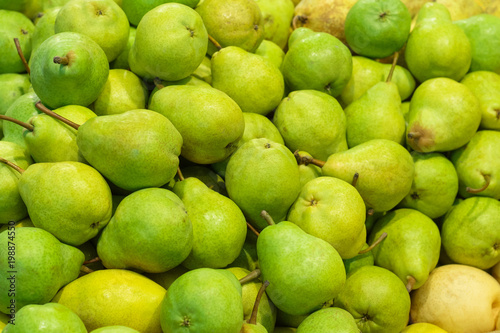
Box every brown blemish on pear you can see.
[407,123,435,152]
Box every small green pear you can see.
[296,307,359,333]
[30,7,60,55]
[0,74,31,116]
[2,92,41,151]
[121,0,200,26]
[175,165,227,196]
[343,243,374,275]
[0,10,35,74]
[400,323,447,333]
[255,0,294,49]
[296,151,322,188]
[255,40,285,68]
[144,266,189,291]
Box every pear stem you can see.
[153,77,164,90]
[406,275,416,293]
[35,101,80,130]
[358,232,387,254]
[0,115,34,131]
[80,265,94,274]
[0,157,25,174]
[239,268,261,285]
[351,172,359,187]
[367,208,374,216]
[293,151,325,167]
[407,132,421,140]
[247,222,260,237]
[292,15,307,30]
[260,210,275,226]
[248,280,270,325]
[466,174,491,194]
[53,56,69,65]
[13,38,30,75]
[83,257,101,265]
[177,167,185,181]
[386,52,399,83]
[207,34,222,51]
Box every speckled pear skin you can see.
[0,10,35,74]
[0,228,85,313]
[296,307,358,333]
[91,326,140,333]
[77,109,183,191]
[17,161,113,246]
[2,303,87,333]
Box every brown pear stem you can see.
[260,210,275,226]
[80,265,94,274]
[177,167,185,181]
[351,172,359,188]
[0,115,34,131]
[248,280,270,325]
[53,56,69,65]
[247,222,260,237]
[407,132,421,140]
[239,268,261,285]
[153,77,164,90]
[406,275,416,292]
[0,157,25,174]
[292,15,307,30]
[293,151,325,167]
[466,174,491,194]
[386,52,399,83]
[83,257,101,265]
[367,208,374,216]
[35,101,80,130]
[358,232,387,254]
[207,34,222,51]
[14,38,30,75]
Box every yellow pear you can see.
[411,264,500,333]
[401,323,448,333]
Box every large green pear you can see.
[369,209,441,291]
[273,90,347,161]
[160,268,244,333]
[129,3,207,81]
[211,46,284,116]
[441,197,500,270]
[455,14,500,74]
[451,130,499,200]
[77,109,183,191]
[334,265,411,333]
[0,142,32,224]
[30,32,109,108]
[406,77,481,152]
[53,269,166,333]
[281,28,352,97]
[172,177,247,269]
[2,303,87,333]
[317,139,414,212]
[97,188,193,273]
[0,227,84,314]
[55,0,129,62]
[296,307,358,333]
[255,0,295,49]
[0,74,31,116]
[287,176,367,259]
[122,0,200,26]
[225,138,301,230]
[0,10,34,74]
[18,161,113,246]
[398,152,458,219]
[149,86,244,164]
[258,220,346,316]
[405,3,471,82]
[2,92,41,150]
[461,71,500,130]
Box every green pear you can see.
[77,109,183,191]
[144,266,189,291]
[0,227,84,313]
[148,76,211,106]
[2,92,41,150]
[255,40,285,69]
[196,0,264,54]
[273,90,347,161]
[55,0,129,62]
[91,326,140,333]
[0,74,31,116]
[296,151,322,188]
[160,268,244,333]
[0,10,34,74]
[0,312,9,330]
[345,0,411,59]
[0,142,32,224]
[451,130,500,200]
[175,165,227,196]
[406,77,481,152]
[369,209,441,291]
[110,26,135,70]
[0,0,43,19]
[405,3,471,82]
[334,265,411,333]
[441,197,500,270]
[129,3,207,81]
[400,323,447,333]
[455,14,500,74]
[343,243,374,275]
[53,269,166,333]
[211,112,284,178]
[30,7,60,56]
[2,303,87,332]
[461,71,500,130]
[30,32,109,108]
[149,86,244,164]
[17,161,113,246]
[281,28,352,97]
[287,176,367,259]
[398,152,459,219]
[257,217,346,316]
[211,46,284,116]
[225,138,301,230]
[296,307,358,333]
[92,69,148,116]
[173,177,247,269]
[97,188,193,273]
[121,0,199,26]
[307,139,414,212]
[255,0,294,49]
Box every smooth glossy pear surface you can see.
[0,10,35,74]
[461,71,500,130]
[296,307,358,333]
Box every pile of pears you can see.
[1,0,500,332]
